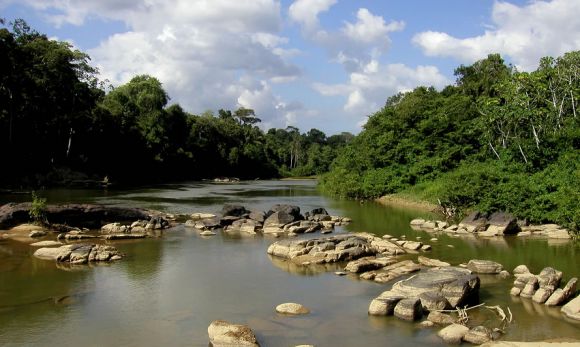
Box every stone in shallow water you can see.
[561,294,580,321]
[368,292,404,316]
[437,323,469,344]
[207,320,259,347]
[545,278,578,306]
[466,259,503,274]
[275,303,310,315]
[463,325,491,345]
[427,311,455,325]
[394,298,422,321]
[31,240,63,247]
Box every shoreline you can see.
[376,194,439,213]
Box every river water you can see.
[0,180,578,346]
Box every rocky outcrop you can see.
[0,203,151,229]
[510,265,577,309]
[267,234,392,265]
[545,278,578,306]
[207,320,259,347]
[33,243,123,264]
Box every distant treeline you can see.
[0,20,352,186]
[321,51,579,231]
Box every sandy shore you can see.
[376,194,439,212]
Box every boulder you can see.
[402,241,423,251]
[264,211,296,227]
[437,324,470,344]
[561,294,580,321]
[537,267,562,288]
[390,267,480,308]
[427,311,456,325]
[34,244,122,264]
[191,212,216,220]
[29,230,47,238]
[394,298,423,321]
[344,257,396,273]
[34,247,67,260]
[268,204,301,220]
[513,265,530,275]
[101,222,129,233]
[419,292,451,312]
[275,303,310,315]
[207,320,259,347]
[533,287,555,304]
[248,211,266,223]
[485,212,520,235]
[463,326,492,345]
[30,240,63,247]
[221,204,249,217]
[520,277,539,298]
[418,256,450,267]
[545,278,578,306]
[467,259,503,274]
[459,211,489,232]
[368,292,404,316]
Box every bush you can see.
[29,191,47,224]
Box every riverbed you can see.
[0,180,578,346]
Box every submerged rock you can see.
[467,259,503,274]
[207,320,259,347]
[275,303,310,315]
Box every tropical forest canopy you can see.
[321,52,579,231]
[0,20,351,185]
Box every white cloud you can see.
[413,0,580,70]
[288,0,337,32]
[342,8,404,44]
[314,60,450,117]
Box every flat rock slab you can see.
[467,259,503,274]
[30,240,63,247]
[208,320,259,347]
[561,295,580,321]
[33,244,123,264]
[391,267,480,307]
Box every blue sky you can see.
[2,0,579,134]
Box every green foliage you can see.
[322,52,580,232]
[29,191,47,224]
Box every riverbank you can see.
[376,194,439,213]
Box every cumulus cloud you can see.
[342,8,404,45]
[314,60,449,116]
[288,0,337,32]
[413,0,580,70]
[10,0,308,128]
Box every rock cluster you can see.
[368,267,480,321]
[510,264,579,320]
[410,211,571,239]
[186,204,351,236]
[33,243,123,264]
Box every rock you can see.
[200,230,217,236]
[463,326,492,345]
[547,229,571,239]
[65,233,98,240]
[419,292,451,312]
[101,223,130,234]
[466,259,503,274]
[520,277,539,298]
[561,294,580,321]
[422,221,437,229]
[510,287,522,296]
[513,265,530,275]
[533,287,555,304]
[427,311,455,325]
[394,298,423,321]
[30,240,63,247]
[248,211,266,223]
[418,256,450,267]
[545,278,578,306]
[191,212,216,220]
[368,238,406,255]
[103,233,146,240]
[437,323,470,344]
[368,293,404,316]
[421,245,432,251]
[344,257,396,273]
[498,270,511,279]
[485,212,520,235]
[221,204,249,217]
[34,247,67,260]
[264,211,296,227]
[459,211,489,232]
[335,271,346,276]
[403,241,423,251]
[275,303,310,315]
[390,267,480,308]
[207,320,259,347]
[269,204,301,220]
[410,219,426,226]
[418,320,435,328]
[373,260,421,283]
[537,267,563,288]
[29,230,47,238]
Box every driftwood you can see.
[0,203,151,229]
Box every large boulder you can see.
[561,294,580,321]
[390,267,480,307]
[368,292,404,316]
[394,298,422,321]
[33,244,123,264]
[264,211,296,227]
[485,212,520,235]
[268,204,302,220]
[545,278,578,306]
[459,211,489,232]
[437,324,470,344]
[207,320,259,347]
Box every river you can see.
[0,180,578,346]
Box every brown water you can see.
[0,180,578,346]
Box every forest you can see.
[321,52,579,232]
[0,20,351,186]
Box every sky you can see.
[2,0,580,135]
